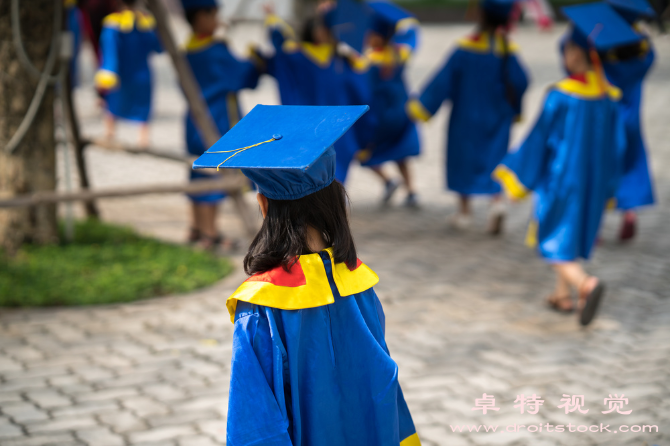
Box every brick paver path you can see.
[1,22,668,445]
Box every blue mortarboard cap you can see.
[480,0,519,20]
[368,1,415,37]
[562,3,642,51]
[193,105,369,200]
[606,0,656,23]
[327,0,373,53]
[181,0,218,11]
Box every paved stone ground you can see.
[2,21,669,446]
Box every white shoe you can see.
[448,213,473,230]
[487,201,506,235]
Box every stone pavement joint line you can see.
[2,23,669,446]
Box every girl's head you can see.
[119,0,138,8]
[244,180,357,275]
[478,6,512,32]
[563,35,591,75]
[302,16,334,45]
[185,6,219,35]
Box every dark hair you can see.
[243,181,357,276]
[481,9,517,108]
[120,0,138,6]
[610,42,645,61]
[301,17,318,43]
[185,6,217,26]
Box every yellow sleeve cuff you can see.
[94,70,119,90]
[493,165,528,200]
[400,433,422,446]
[265,14,296,39]
[406,98,431,123]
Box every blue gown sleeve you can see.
[392,19,419,54]
[494,90,562,199]
[148,29,163,54]
[228,311,292,446]
[95,26,121,90]
[408,49,461,121]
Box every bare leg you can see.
[138,123,150,149]
[396,160,415,194]
[104,113,115,140]
[200,204,219,239]
[459,195,471,215]
[370,166,390,184]
[619,210,637,241]
[188,203,200,243]
[552,262,589,291]
[487,193,506,235]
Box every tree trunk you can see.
[0,0,59,253]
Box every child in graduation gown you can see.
[357,2,422,207]
[263,5,371,184]
[492,3,633,326]
[407,0,529,234]
[192,105,421,446]
[181,0,261,250]
[94,0,162,148]
[602,0,657,241]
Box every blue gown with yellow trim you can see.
[227,249,420,446]
[360,21,420,167]
[184,36,260,203]
[602,36,655,210]
[493,72,626,262]
[264,16,371,183]
[408,33,529,194]
[95,10,162,122]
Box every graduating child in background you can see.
[493,4,633,326]
[407,0,529,234]
[94,0,162,148]
[263,4,370,184]
[602,0,657,241]
[181,0,261,250]
[357,2,421,207]
[193,105,421,446]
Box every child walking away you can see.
[352,1,421,208]
[603,0,657,241]
[407,0,529,233]
[94,0,162,148]
[181,0,261,250]
[493,3,637,326]
[262,5,371,184]
[193,105,421,446]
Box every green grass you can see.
[0,220,233,307]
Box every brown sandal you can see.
[546,294,574,314]
[578,277,605,326]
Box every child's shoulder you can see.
[184,35,227,54]
[455,33,520,56]
[549,72,621,102]
[225,250,379,323]
[102,10,155,33]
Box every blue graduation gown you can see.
[95,10,162,122]
[407,33,529,195]
[183,35,260,203]
[264,16,371,183]
[359,20,420,167]
[65,1,83,85]
[493,72,626,262]
[602,35,655,210]
[226,249,421,446]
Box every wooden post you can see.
[145,0,258,237]
[64,68,100,218]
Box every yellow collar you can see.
[301,43,335,67]
[457,32,519,55]
[554,71,621,101]
[226,248,379,323]
[184,34,215,52]
[103,10,156,33]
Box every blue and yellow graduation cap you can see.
[326,0,373,53]
[606,0,657,23]
[562,3,642,50]
[181,0,217,11]
[193,105,369,200]
[368,1,415,38]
